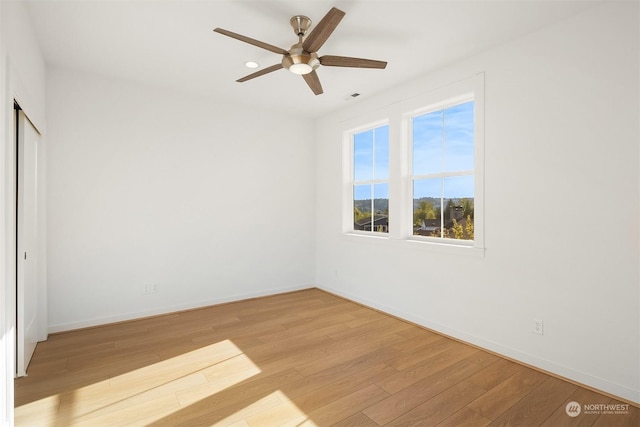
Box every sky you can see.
[353,125,389,182]
[353,101,474,202]
[413,101,474,176]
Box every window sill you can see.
[343,231,390,241]
[341,232,485,257]
[405,238,485,257]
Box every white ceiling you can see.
[26,0,600,119]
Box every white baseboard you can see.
[48,284,314,334]
[317,284,640,406]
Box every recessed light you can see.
[244,61,259,69]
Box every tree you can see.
[354,207,370,223]
[445,199,456,221]
[461,198,474,218]
[465,215,474,240]
[413,200,437,226]
[451,218,464,239]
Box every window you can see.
[412,100,475,242]
[342,73,484,252]
[352,124,389,233]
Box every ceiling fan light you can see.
[289,63,313,75]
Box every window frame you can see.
[409,97,476,246]
[342,73,484,255]
[403,75,485,251]
[348,120,391,236]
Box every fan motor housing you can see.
[282,43,320,72]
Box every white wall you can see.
[315,1,639,404]
[0,1,46,425]
[2,0,45,129]
[46,67,316,332]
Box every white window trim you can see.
[407,97,477,248]
[342,73,485,256]
[345,119,390,236]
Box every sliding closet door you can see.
[16,110,39,376]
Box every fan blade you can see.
[237,63,284,82]
[302,7,345,53]
[319,55,387,69]
[302,71,323,95]
[214,28,288,55]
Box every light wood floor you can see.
[15,289,638,426]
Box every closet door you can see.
[16,110,40,376]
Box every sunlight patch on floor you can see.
[175,353,261,407]
[217,390,317,427]
[14,394,60,426]
[16,339,262,426]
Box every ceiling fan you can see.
[213,7,388,95]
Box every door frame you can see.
[1,58,47,425]
[15,106,41,376]
[9,99,47,373]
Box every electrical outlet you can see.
[533,319,544,335]
[144,284,159,294]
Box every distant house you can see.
[355,215,388,232]
[414,212,472,238]
[450,205,464,221]
[414,219,440,236]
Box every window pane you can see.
[373,183,389,233]
[352,124,389,234]
[354,130,373,181]
[413,178,442,238]
[354,184,372,231]
[443,175,474,240]
[413,110,443,175]
[374,125,389,180]
[444,101,474,172]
